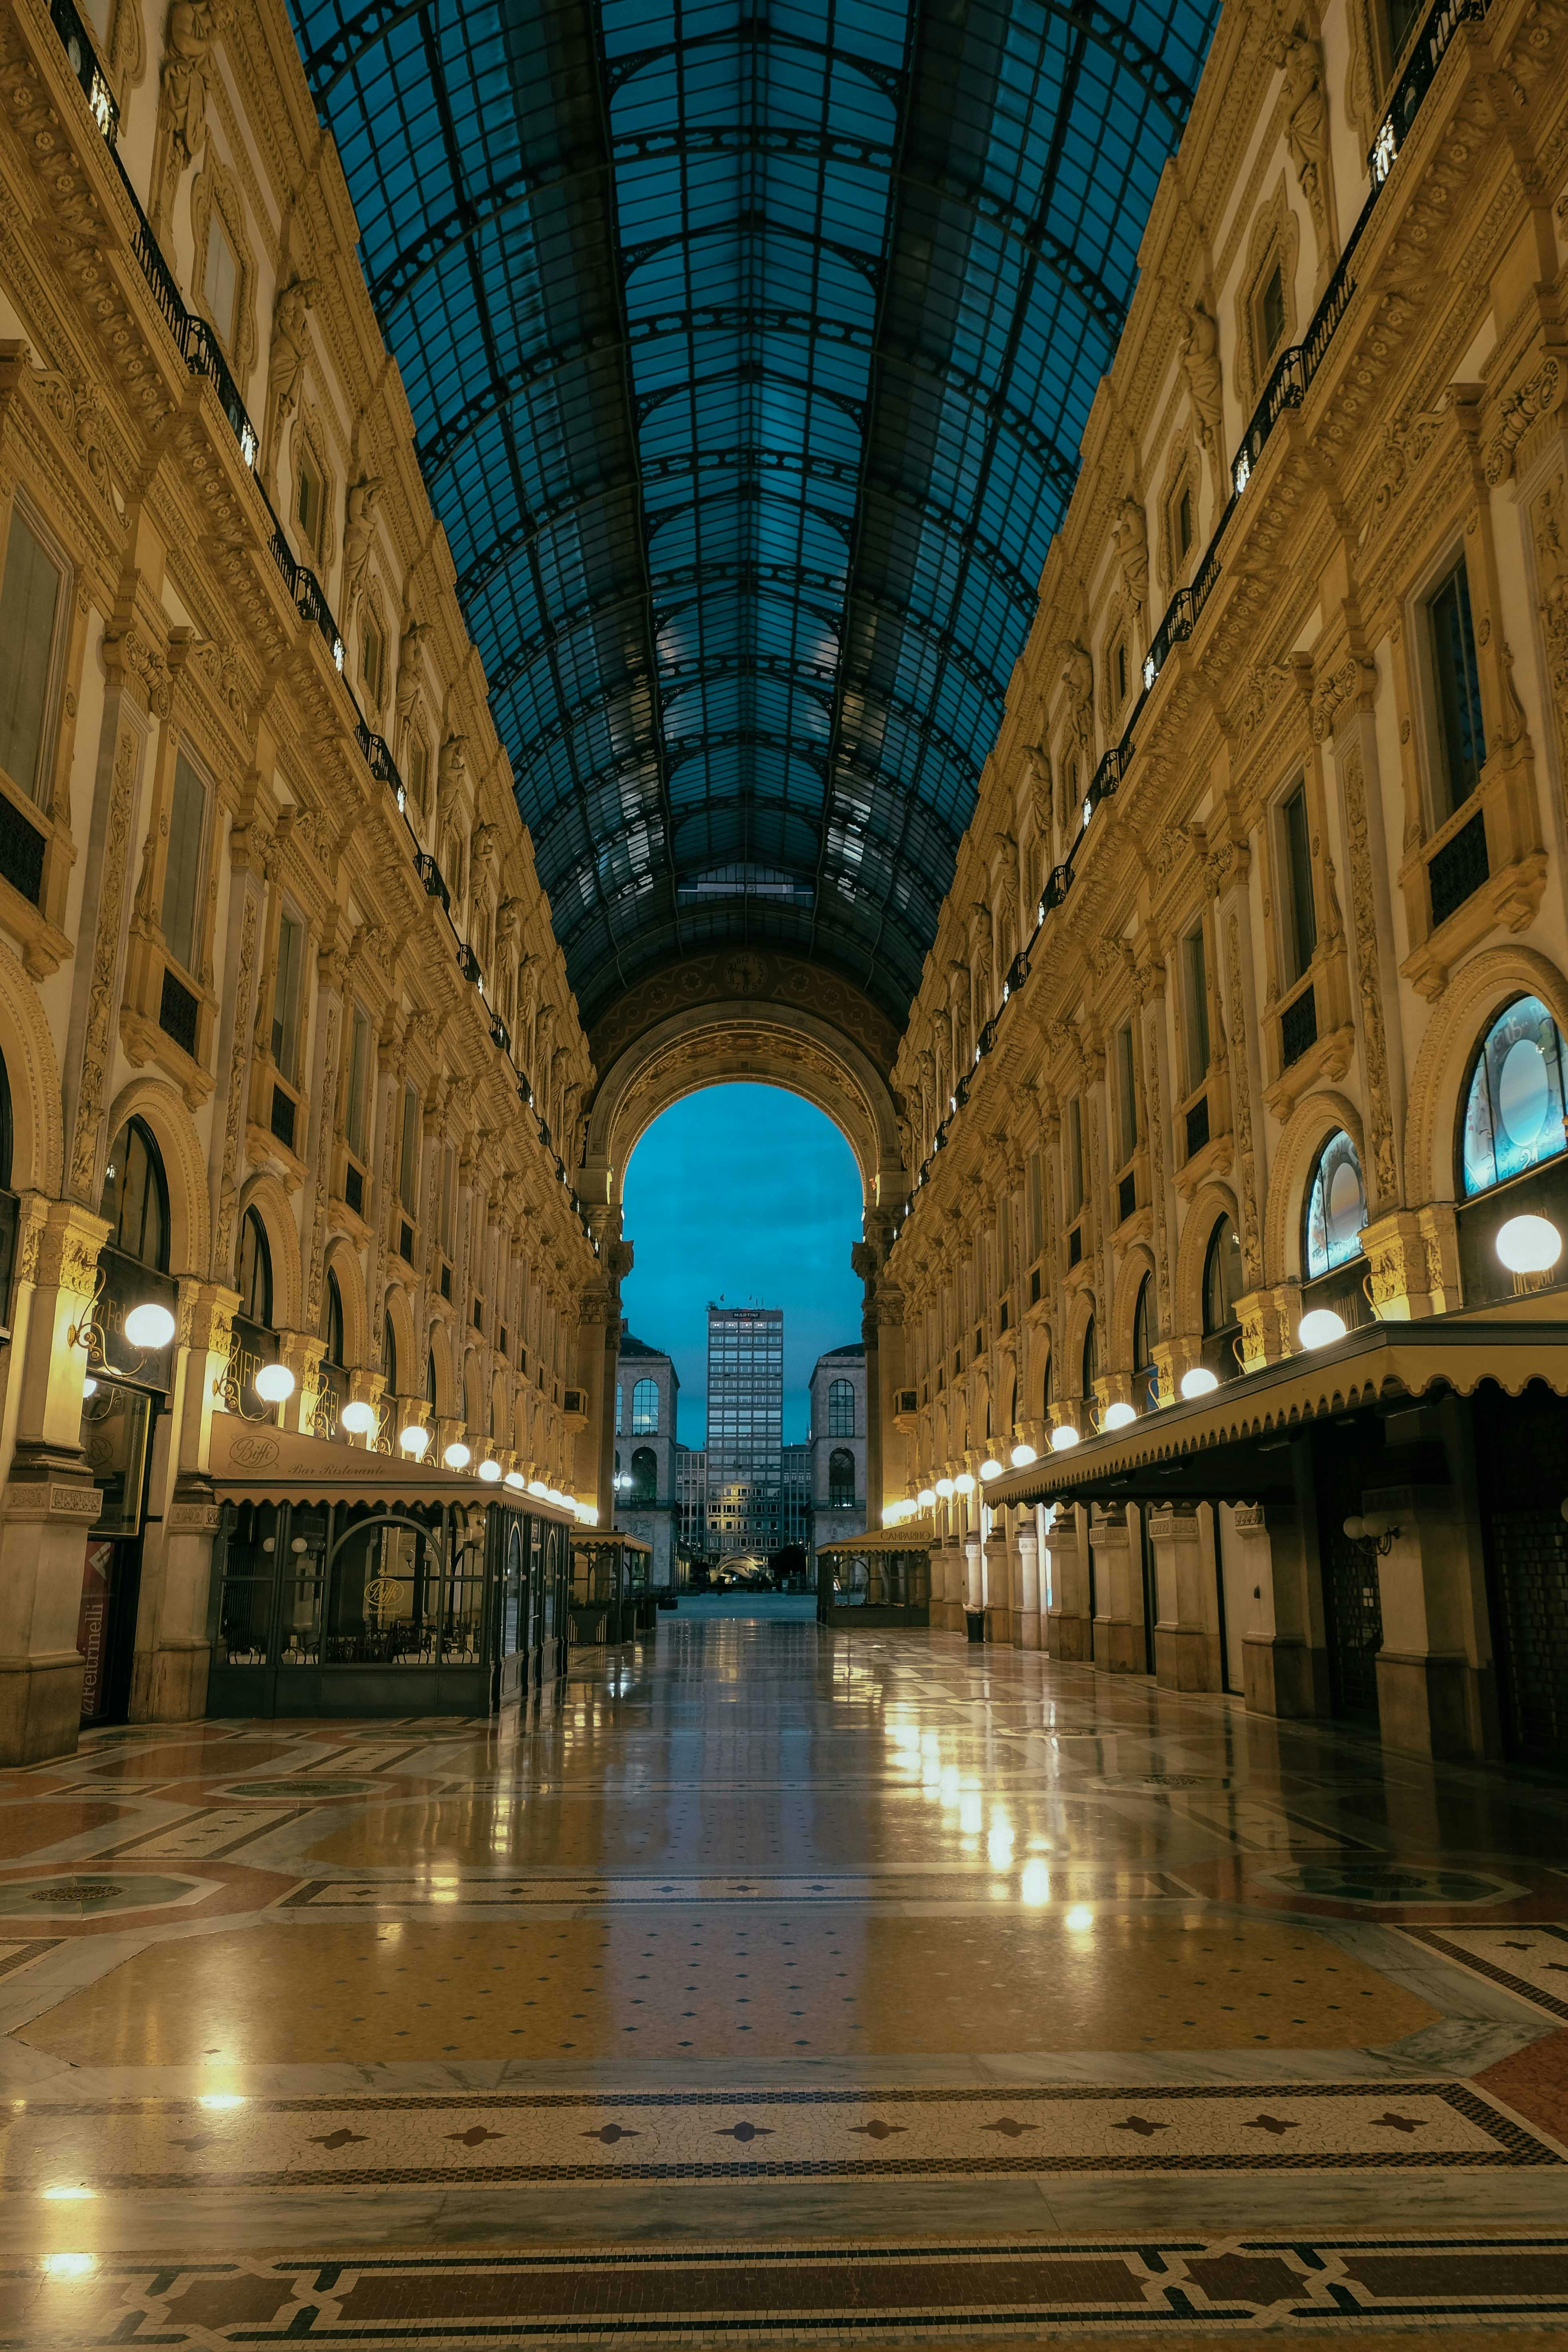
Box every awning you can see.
[818,1521,935,1556]
[986,1297,1568,1514]
[207,1413,578,1519]
[594,1531,653,1555]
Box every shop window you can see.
[321,1267,345,1367]
[1461,996,1568,1197]
[271,909,306,1083]
[1202,1215,1242,1336]
[237,1206,272,1325]
[161,752,207,977]
[1304,1131,1367,1277]
[630,1445,656,1505]
[829,1446,855,1507]
[1279,782,1316,985]
[201,211,240,353]
[0,503,65,808]
[1081,1314,1098,1401]
[828,1377,855,1436]
[632,1377,658,1433]
[1428,558,1487,814]
[101,1119,169,1271]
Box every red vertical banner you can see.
[76,1539,114,1721]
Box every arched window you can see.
[237,1205,272,1324]
[1132,1272,1157,1390]
[1081,1315,1098,1400]
[0,1043,13,1191]
[629,1444,657,1504]
[631,1377,658,1434]
[829,1446,855,1507]
[615,1385,623,1435]
[827,1377,855,1436]
[101,1118,169,1271]
[1203,1215,1242,1335]
[383,1309,398,1397]
[1461,996,1568,1196]
[428,1348,439,1411]
[321,1267,345,1367]
[1304,1131,1367,1277]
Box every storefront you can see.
[817,1527,931,1626]
[205,1415,576,1717]
[568,1533,653,1644]
[75,1117,181,1725]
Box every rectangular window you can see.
[0,506,64,806]
[362,619,383,702]
[1428,558,1487,812]
[1183,925,1210,1095]
[271,909,305,1084]
[160,752,206,975]
[1260,263,1286,359]
[202,215,239,351]
[1280,782,1317,984]
[1178,483,1193,556]
[296,450,322,555]
[440,1145,457,1256]
[399,1083,419,1217]
[408,733,429,812]
[1066,1097,1084,1219]
[1116,1023,1137,1162]
[345,1003,371,1159]
[1026,1151,1043,1261]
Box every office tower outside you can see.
[705,1304,784,1560]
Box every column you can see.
[134,1279,236,1724]
[0,1200,112,1761]
[1016,1524,1041,1651]
[984,1507,1014,1645]
[963,1535,983,1639]
[1089,1503,1139,1671]
[1367,1482,1493,1760]
[1147,1502,1213,1690]
[1231,1501,1330,1718]
[1045,1504,1091,1660]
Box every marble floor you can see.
[3,1610,1568,2345]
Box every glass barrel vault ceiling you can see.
[289,0,1219,1030]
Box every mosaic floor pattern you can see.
[1,1611,1568,2346]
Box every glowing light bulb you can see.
[477,1458,502,1483]
[1497,1213,1562,1274]
[444,1441,472,1470]
[935,1477,955,1498]
[123,1302,175,1351]
[1298,1308,1347,1350]
[399,1423,431,1456]
[1101,1400,1136,1430]
[1179,1367,1219,1399]
[340,1399,375,1434]
[917,1487,935,1507]
[254,1362,294,1405]
[979,1458,1003,1481]
[1009,1442,1036,1467]
[1051,1424,1080,1451]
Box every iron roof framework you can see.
[290,0,1219,1027]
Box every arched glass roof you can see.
[290,0,1218,1027]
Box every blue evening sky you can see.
[619,1084,864,1444]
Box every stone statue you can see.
[395,619,429,730]
[341,474,381,612]
[160,0,230,181]
[437,733,467,822]
[1057,639,1095,762]
[1277,31,1330,231]
[1181,302,1225,463]
[268,277,315,433]
[1114,496,1150,616]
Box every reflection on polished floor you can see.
[4,1611,1568,2346]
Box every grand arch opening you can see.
[2,0,1565,2323]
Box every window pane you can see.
[272,912,304,1081]
[0,508,62,803]
[203,217,239,347]
[162,754,206,973]
[1430,562,1486,811]
[400,1084,419,1213]
[345,1005,371,1158]
[1184,929,1210,1090]
[1116,1026,1136,1158]
[1283,785,1316,983]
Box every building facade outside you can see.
[611,1330,679,1589]
[809,1344,867,1549]
[705,1304,784,1561]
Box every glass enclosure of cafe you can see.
[208,1494,572,1716]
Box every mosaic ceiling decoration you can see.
[289,0,1219,1025]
